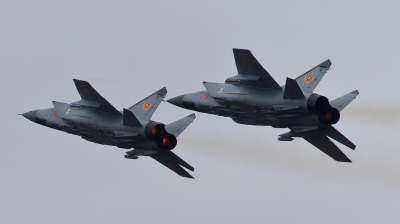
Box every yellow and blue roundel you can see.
[65,108,71,114]
[218,85,226,93]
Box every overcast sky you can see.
[1,1,399,223]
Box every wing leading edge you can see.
[225,49,282,90]
[73,79,121,115]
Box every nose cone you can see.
[167,94,185,108]
[22,110,38,123]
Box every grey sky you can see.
[1,1,399,223]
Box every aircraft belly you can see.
[232,118,273,126]
[130,141,160,151]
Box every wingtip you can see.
[320,59,332,68]
[188,113,196,119]
[337,157,352,163]
[351,90,359,95]
[156,87,167,95]
[186,166,195,172]
[180,172,195,179]
[232,48,250,52]
[73,79,90,85]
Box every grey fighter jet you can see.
[168,49,359,162]
[22,80,196,178]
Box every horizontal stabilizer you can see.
[231,49,282,90]
[320,126,356,150]
[281,126,353,162]
[166,114,196,137]
[294,59,331,94]
[123,108,142,127]
[150,151,194,178]
[283,77,305,99]
[73,79,120,115]
[129,87,167,120]
[303,132,352,162]
[330,90,359,112]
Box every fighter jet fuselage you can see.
[22,79,196,178]
[25,106,175,151]
[174,83,340,128]
[168,48,358,162]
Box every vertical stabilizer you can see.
[165,113,196,137]
[330,90,359,112]
[129,87,167,120]
[294,59,331,94]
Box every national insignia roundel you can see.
[304,72,315,84]
[242,56,252,65]
[142,101,152,111]
[324,145,335,155]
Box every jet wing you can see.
[72,79,121,115]
[150,151,194,178]
[225,49,282,90]
[52,101,70,119]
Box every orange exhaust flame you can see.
[162,137,171,146]
[151,127,159,136]
[326,111,332,121]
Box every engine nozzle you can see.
[307,94,330,114]
[307,93,340,124]
[318,107,340,124]
[145,121,177,150]
[161,135,177,150]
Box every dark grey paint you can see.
[168,49,359,162]
[22,79,196,178]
